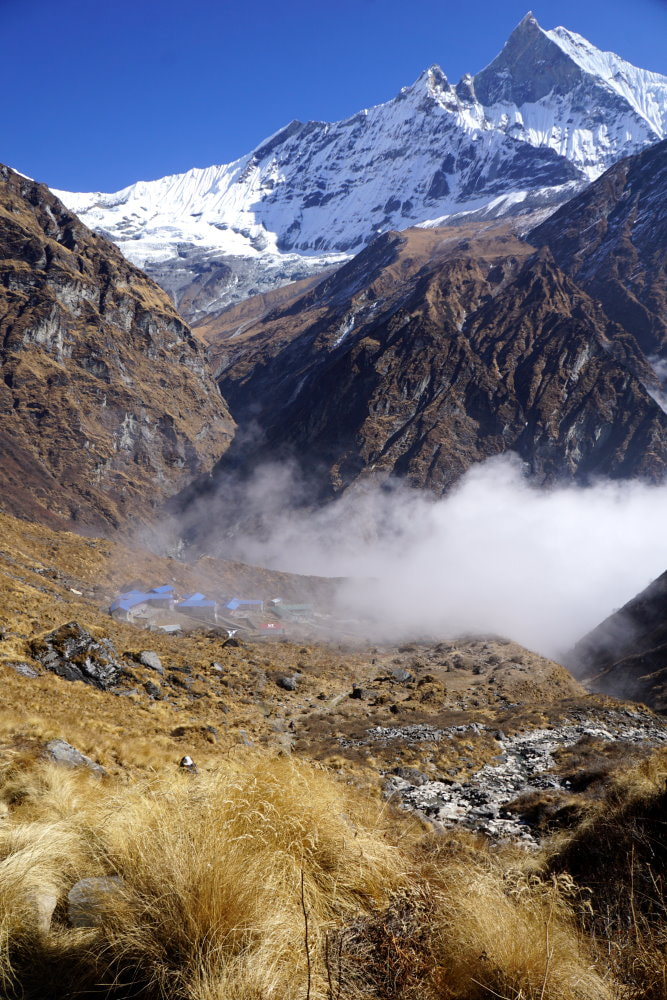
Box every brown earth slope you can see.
[0,164,234,532]
[189,222,667,515]
[569,568,667,711]
[530,138,667,359]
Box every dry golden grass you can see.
[549,749,667,1000]
[0,749,618,1000]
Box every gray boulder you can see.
[67,876,122,928]
[45,739,106,776]
[138,650,163,674]
[277,675,299,691]
[7,661,40,678]
[32,622,124,690]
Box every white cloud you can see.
[222,454,667,661]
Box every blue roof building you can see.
[225,599,263,612]
[179,593,217,609]
[177,592,219,621]
[110,585,176,617]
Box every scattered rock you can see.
[32,623,124,690]
[391,766,430,786]
[45,739,106,776]
[138,651,163,674]
[277,675,299,691]
[68,876,123,928]
[6,661,40,678]
[143,680,162,699]
[375,714,667,845]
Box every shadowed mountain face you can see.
[0,165,234,532]
[189,223,667,515]
[530,139,667,360]
[569,570,667,712]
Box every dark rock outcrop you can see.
[530,139,667,359]
[32,622,124,690]
[185,221,667,537]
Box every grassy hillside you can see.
[0,510,665,997]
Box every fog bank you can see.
[222,455,667,660]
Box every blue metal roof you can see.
[110,590,150,612]
[179,594,216,608]
[110,588,174,613]
[150,585,175,594]
[226,598,263,610]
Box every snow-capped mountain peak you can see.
[476,13,667,138]
[54,14,667,317]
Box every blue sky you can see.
[3,0,667,192]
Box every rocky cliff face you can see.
[190,223,667,512]
[530,139,667,363]
[569,570,667,712]
[55,14,667,318]
[0,165,234,531]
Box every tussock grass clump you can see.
[89,754,408,999]
[0,750,618,999]
[344,836,611,1000]
[551,749,667,1000]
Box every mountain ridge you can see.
[52,13,667,318]
[172,219,667,546]
[0,164,234,532]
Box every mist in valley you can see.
[192,454,667,662]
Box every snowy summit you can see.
[54,13,667,316]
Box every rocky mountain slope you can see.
[0,165,234,532]
[531,138,667,367]
[569,568,667,711]
[186,222,667,519]
[55,13,667,318]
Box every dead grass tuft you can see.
[550,748,667,999]
[0,750,620,999]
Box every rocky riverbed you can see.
[340,708,667,845]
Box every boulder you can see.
[45,739,106,776]
[138,650,163,674]
[277,675,298,691]
[7,661,40,678]
[67,876,122,928]
[32,623,124,690]
[389,667,413,684]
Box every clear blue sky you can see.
[3,0,667,192]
